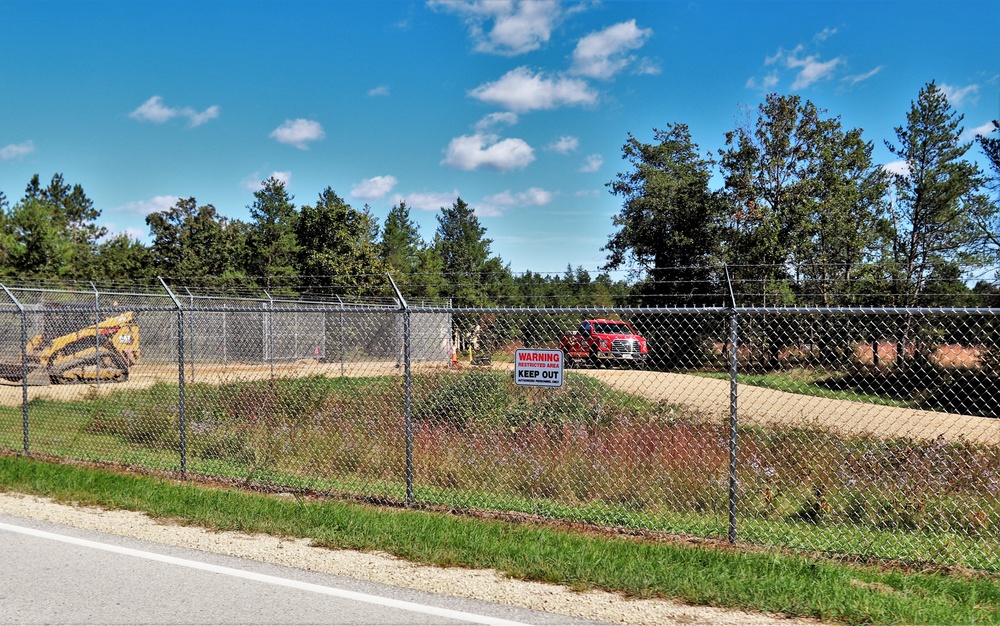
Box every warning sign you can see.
[514,349,563,387]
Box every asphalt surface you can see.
[0,512,606,626]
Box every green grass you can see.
[690,368,917,408]
[3,453,1000,625]
[8,373,1000,574]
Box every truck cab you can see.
[560,318,648,368]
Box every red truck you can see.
[560,318,649,368]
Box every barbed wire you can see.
[0,264,997,308]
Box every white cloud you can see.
[746,71,779,91]
[814,27,837,43]
[580,154,603,173]
[110,195,182,216]
[188,106,221,127]
[101,223,148,242]
[756,45,844,90]
[351,175,398,200]
[270,171,293,186]
[570,20,653,80]
[843,66,883,85]
[122,226,147,241]
[940,83,980,107]
[0,140,35,161]
[475,204,505,218]
[476,186,551,216]
[962,121,997,141]
[787,53,843,89]
[242,171,292,191]
[396,190,461,211]
[442,132,535,171]
[483,187,553,207]
[270,119,326,149]
[368,85,390,97]
[469,67,598,112]
[883,161,910,177]
[129,96,220,127]
[546,135,579,154]
[634,58,661,76]
[474,112,519,131]
[428,0,564,56]
[574,189,601,197]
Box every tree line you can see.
[605,81,1000,306]
[0,80,997,308]
[0,174,625,305]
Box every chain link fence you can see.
[2,277,1000,571]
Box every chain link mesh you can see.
[3,280,1000,571]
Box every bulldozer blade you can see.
[24,367,51,386]
[0,362,51,386]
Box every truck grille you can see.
[611,339,640,354]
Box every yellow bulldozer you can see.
[0,311,140,385]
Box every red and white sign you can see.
[514,349,563,387]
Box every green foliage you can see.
[3,174,107,279]
[380,200,422,274]
[513,266,628,307]
[605,124,723,305]
[434,197,514,307]
[717,95,891,304]
[296,188,386,295]
[146,197,246,278]
[245,177,299,287]
[885,81,992,304]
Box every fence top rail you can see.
[5,286,175,301]
[733,306,1000,315]
[408,304,1000,315]
[181,294,389,309]
[0,303,400,315]
[415,305,730,314]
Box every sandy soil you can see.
[580,368,1000,445]
[0,492,818,626]
[3,358,995,445]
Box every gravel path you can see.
[0,492,817,626]
[582,369,1000,445]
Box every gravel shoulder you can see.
[0,492,817,626]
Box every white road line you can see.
[0,521,532,626]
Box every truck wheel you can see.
[589,349,602,369]
[562,349,575,369]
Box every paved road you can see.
[0,513,604,626]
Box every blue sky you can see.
[1,0,997,275]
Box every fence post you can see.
[91,282,100,389]
[160,277,187,477]
[388,275,413,506]
[335,295,344,378]
[184,287,195,384]
[724,265,739,543]
[264,291,274,379]
[1,283,29,455]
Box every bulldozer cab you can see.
[0,306,140,385]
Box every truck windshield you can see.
[592,322,634,334]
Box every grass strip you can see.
[690,370,915,407]
[2,454,999,625]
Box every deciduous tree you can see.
[146,197,244,278]
[296,188,385,295]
